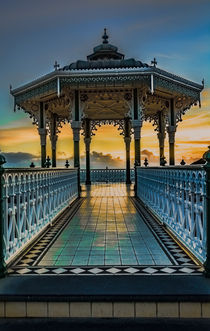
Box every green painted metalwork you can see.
[203,146,210,277]
[154,75,200,99]
[40,102,44,128]
[133,88,138,120]
[61,75,150,87]
[0,154,6,277]
[15,79,57,104]
[74,90,79,121]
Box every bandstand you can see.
[11,29,203,184]
[2,30,210,322]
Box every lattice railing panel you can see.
[137,166,206,262]
[2,168,78,262]
[80,169,135,183]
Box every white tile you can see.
[53,268,67,274]
[106,267,121,274]
[35,268,49,274]
[89,268,103,274]
[124,267,139,274]
[71,268,85,274]
[142,267,158,274]
[161,267,176,274]
[17,268,31,274]
[179,267,194,274]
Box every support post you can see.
[167,99,176,165]
[0,154,6,278]
[157,111,166,166]
[84,118,91,185]
[132,120,142,166]
[167,126,176,165]
[85,138,91,185]
[203,146,210,277]
[124,117,131,184]
[38,102,47,168]
[71,90,81,169]
[72,123,81,168]
[50,114,58,167]
[71,90,81,193]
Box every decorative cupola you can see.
[87,28,124,61]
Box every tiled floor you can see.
[38,184,172,267]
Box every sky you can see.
[0,0,209,168]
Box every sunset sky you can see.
[0,0,209,168]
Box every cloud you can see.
[2,152,39,167]
[63,151,124,169]
[141,149,159,164]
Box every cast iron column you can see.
[157,111,166,165]
[132,89,142,166]
[50,114,58,167]
[167,99,176,165]
[167,126,176,165]
[132,121,142,166]
[72,124,81,168]
[204,146,210,277]
[72,90,81,168]
[124,117,131,184]
[84,119,91,185]
[38,102,47,168]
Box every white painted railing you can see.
[137,166,206,262]
[2,168,78,263]
[80,169,135,183]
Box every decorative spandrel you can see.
[81,119,128,137]
[79,89,134,120]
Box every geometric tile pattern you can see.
[8,265,203,276]
[12,198,85,268]
[9,184,203,276]
[130,197,196,267]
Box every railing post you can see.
[203,146,210,277]
[134,162,138,197]
[0,154,6,277]
[77,166,81,198]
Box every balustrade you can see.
[2,168,78,263]
[137,166,206,262]
[80,169,135,183]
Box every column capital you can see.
[131,119,142,128]
[38,128,47,146]
[167,125,176,144]
[71,121,82,129]
[167,125,177,133]
[71,121,81,142]
[38,128,47,136]
[132,120,142,139]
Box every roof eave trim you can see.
[11,68,203,97]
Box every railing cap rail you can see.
[136,165,205,170]
[80,168,134,170]
[3,167,78,174]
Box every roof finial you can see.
[102,28,109,44]
[54,61,60,71]
[151,57,157,68]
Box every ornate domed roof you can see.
[62,29,149,71]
